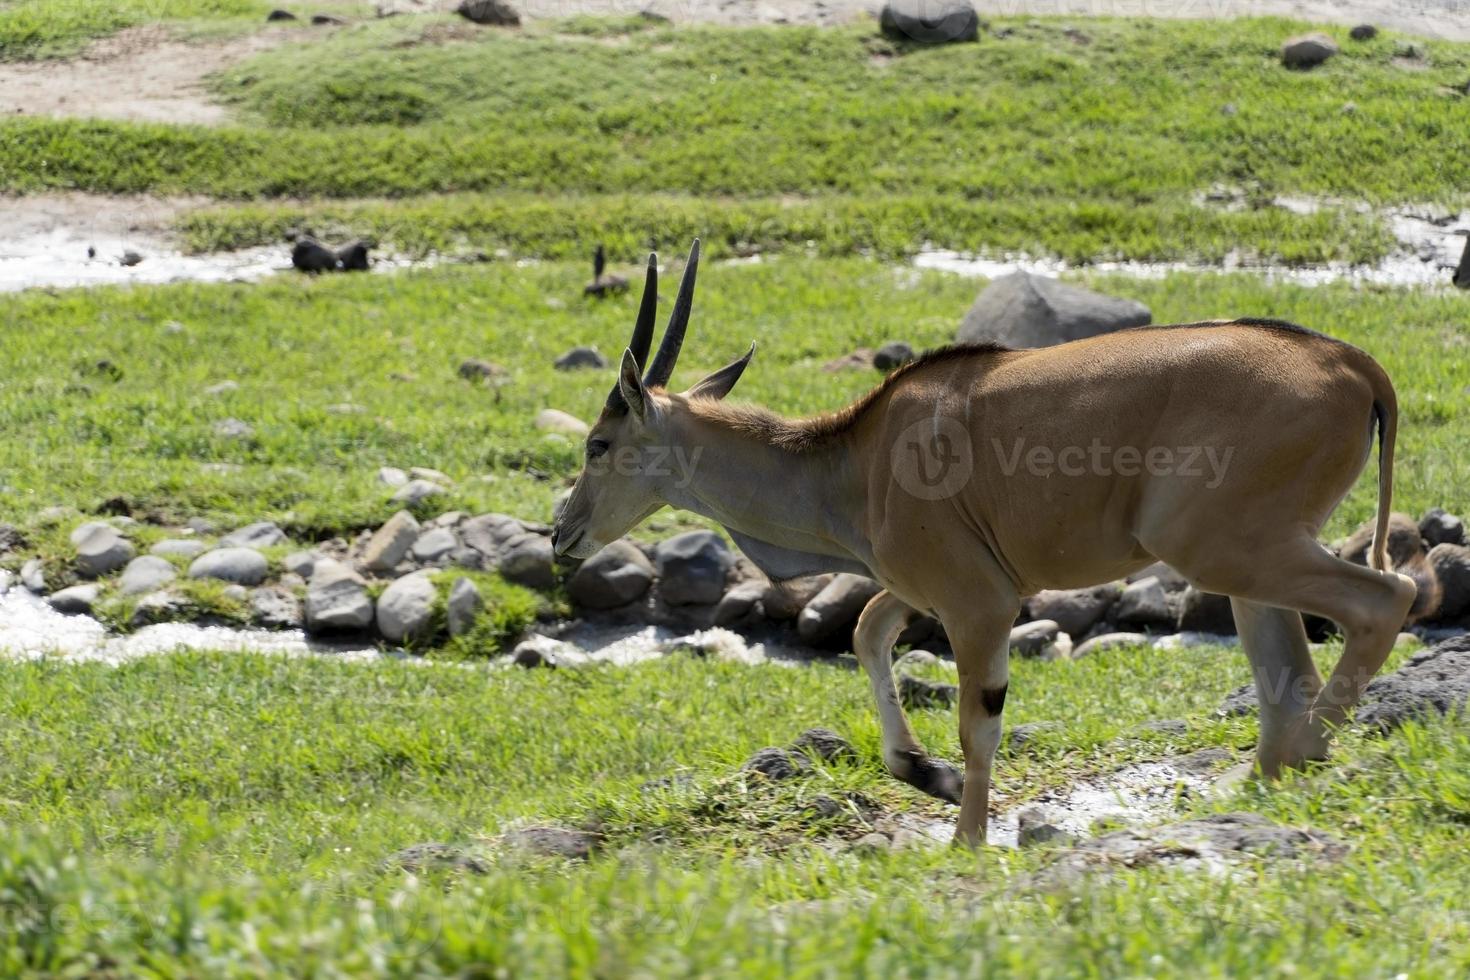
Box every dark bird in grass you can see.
[584,244,629,298]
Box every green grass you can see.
[0,260,1466,542]
[2,643,1468,974]
[3,17,1469,264]
[0,0,273,59]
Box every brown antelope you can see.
[551,240,1418,847]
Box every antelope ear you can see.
[686,344,755,401]
[618,348,648,419]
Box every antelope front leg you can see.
[853,590,962,803]
[952,618,1012,848]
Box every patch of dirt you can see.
[0,25,294,125]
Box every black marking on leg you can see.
[892,749,963,805]
[981,683,1008,716]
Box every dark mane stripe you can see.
[686,341,1009,454]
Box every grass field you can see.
[3,5,1470,975]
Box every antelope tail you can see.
[1369,396,1396,574]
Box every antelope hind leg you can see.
[1229,598,1327,779]
[852,591,963,804]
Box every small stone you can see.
[500,826,599,860]
[797,573,882,645]
[553,346,607,371]
[409,467,451,485]
[447,577,484,637]
[74,525,134,577]
[377,466,409,487]
[456,0,520,27]
[305,560,374,632]
[20,558,46,592]
[385,843,490,876]
[150,539,207,559]
[203,380,239,396]
[282,550,318,578]
[1009,619,1060,657]
[898,674,958,709]
[457,359,507,381]
[48,583,101,615]
[1420,508,1466,548]
[69,520,113,546]
[119,250,143,267]
[789,727,856,764]
[741,747,809,781]
[266,8,297,20]
[1114,576,1174,629]
[1282,32,1339,69]
[410,527,458,563]
[1026,585,1116,637]
[872,341,915,371]
[391,480,445,506]
[893,648,940,670]
[534,409,589,437]
[311,14,345,26]
[1004,721,1061,752]
[251,587,303,629]
[713,580,767,626]
[118,555,177,596]
[497,534,555,590]
[851,832,892,854]
[1073,632,1151,658]
[823,349,874,372]
[188,548,268,586]
[377,571,439,643]
[1349,24,1377,41]
[213,418,254,439]
[219,521,286,550]
[1016,807,1075,848]
[129,590,187,628]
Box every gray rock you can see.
[20,558,46,593]
[797,573,882,645]
[410,467,451,485]
[361,510,421,573]
[460,513,525,559]
[741,747,810,781]
[1009,619,1060,657]
[0,522,24,556]
[957,271,1150,349]
[1016,807,1074,849]
[150,538,207,559]
[1420,508,1465,548]
[1216,683,1258,717]
[457,359,506,382]
[213,418,254,439]
[873,341,915,370]
[118,555,177,596]
[1126,560,1189,592]
[1113,576,1174,630]
[1004,721,1061,752]
[1177,587,1237,634]
[1073,632,1150,658]
[188,548,268,586]
[305,560,374,633]
[282,549,319,578]
[391,480,445,506]
[48,583,101,615]
[568,539,655,609]
[534,409,589,437]
[1429,543,1470,622]
[893,648,940,671]
[851,832,892,854]
[898,674,958,709]
[74,525,135,577]
[497,533,556,590]
[129,590,188,628]
[251,587,303,629]
[384,842,491,876]
[654,531,732,606]
[69,520,113,546]
[447,577,484,637]
[377,572,439,643]
[762,575,831,621]
[1282,32,1339,68]
[1349,24,1377,41]
[1034,813,1347,888]
[553,346,607,371]
[878,0,979,45]
[1026,585,1116,637]
[1357,635,1470,731]
[427,510,466,528]
[377,466,409,487]
[221,584,249,602]
[713,580,767,626]
[219,521,286,550]
[500,826,600,861]
[456,0,520,27]
[410,527,458,564]
[789,727,857,764]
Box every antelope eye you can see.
[586,439,610,459]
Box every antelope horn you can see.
[642,238,699,389]
[607,253,659,412]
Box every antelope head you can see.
[552,240,755,560]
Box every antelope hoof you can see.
[892,751,964,804]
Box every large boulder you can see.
[1357,635,1470,730]
[1113,576,1174,630]
[878,0,980,45]
[568,540,655,609]
[1025,585,1117,638]
[305,560,374,633]
[377,572,439,643]
[797,574,882,645]
[188,547,268,586]
[957,271,1151,349]
[654,531,732,606]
